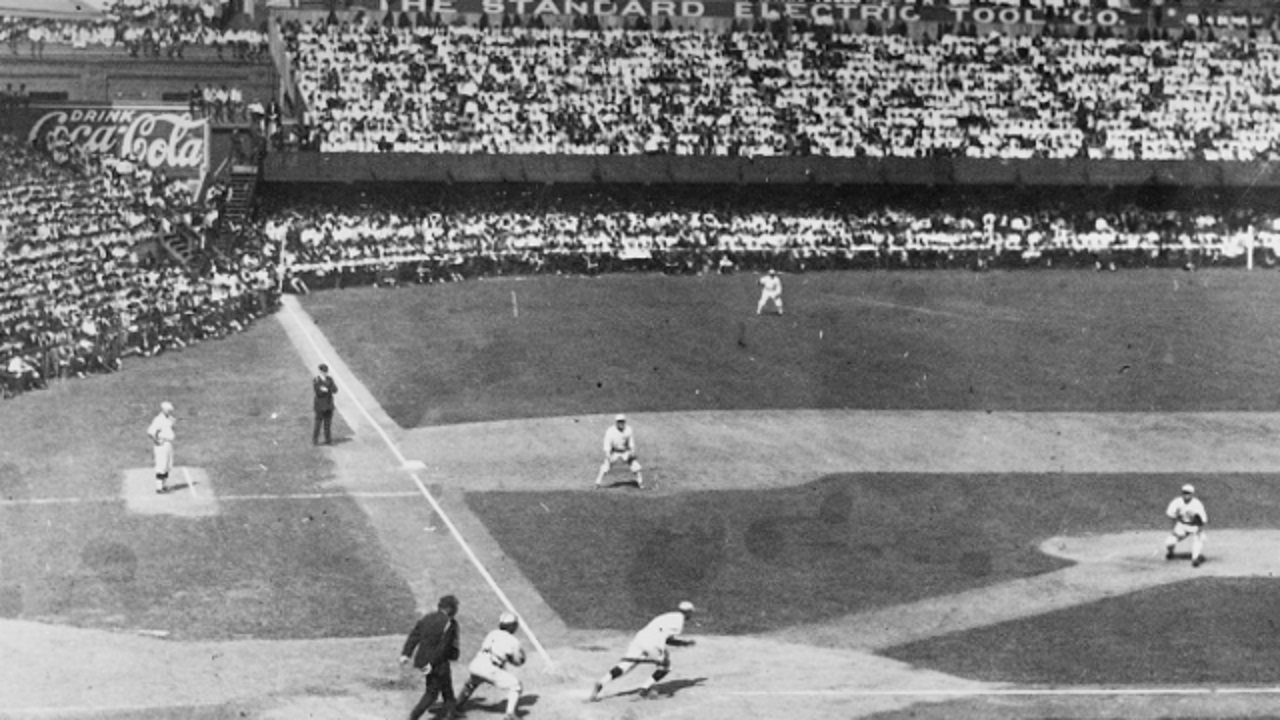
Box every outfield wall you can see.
[262,153,1280,188]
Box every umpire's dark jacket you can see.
[402,609,460,674]
[313,374,337,412]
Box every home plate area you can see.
[121,467,217,517]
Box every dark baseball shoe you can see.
[1192,556,1205,567]
[588,682,602,701]
[1165,548,1175,560]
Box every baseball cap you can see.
[318,363,329,372]
[678,601,695,613]
[615,414,626,422]
[160,401,174,412]
[437,594,459,612]
[1181,484,1195,494]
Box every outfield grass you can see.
[883,577,1280,685]
[301,269,1280,428]
[0,319,415,640]
[466,473,1280,637]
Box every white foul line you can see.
[280,298,555,667]
[725,686,1280,698]
[0,491,425,507]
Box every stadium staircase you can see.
[223,164,260,225]
[160,225,205,268]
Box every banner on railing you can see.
[14,104,209,181]
[350,0,1150,24]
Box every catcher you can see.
[449,612,525,720]
[1164,484,1208,567]
[595,414,643,489]
[589,601,695,702]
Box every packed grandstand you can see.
[2,0,1280,396]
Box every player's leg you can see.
[595,456,613,487]
[590,658,638,701]
[322,409,333,444]
[775,295,784,315]
[312,412,322,445]
[638,650,671,698]
[629,457,643,488]
[1164,526,1184,559]
[756,292,767,315]
[154,445,170,493]
[1191,530,1205,566]
[489,669,522,717]
[450,674,484,717]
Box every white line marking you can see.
[280,297,556,667]
[0,491,425,507]
[725,686,1280,698]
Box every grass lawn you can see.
[0,318,415,640]
[466,473,1280,637]
[883,577,1280,685]
[301,269,1280,428]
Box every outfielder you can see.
[756,269,783,315]
[449,612,525,720]
[1165,483,1207,567]
[147,401,176,494]
[595,414,643,489]
[589,601,696,702]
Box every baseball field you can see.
[3,268,1280,719]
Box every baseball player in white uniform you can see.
[147,401,176,494]
[1165,483,1208,567]
[595,414,643,489]
[449,612,525,720]
[589,601,695,702]
[756,269,783,315]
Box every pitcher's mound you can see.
[122,467,218,517]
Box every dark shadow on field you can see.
[646,677,707,698]
[461,693,539,716]
[882,578,1280,685]
[466,473,1280,636]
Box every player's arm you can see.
[665,632,695,647]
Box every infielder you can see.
[756,269,783,315]
[595,414,643,489]
[448,612,525,720]
[589,601,696,702]
[1165,483,1208,567]
[147,401,176,494]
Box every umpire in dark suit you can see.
[312,363,337,445]
[400,594,461,720]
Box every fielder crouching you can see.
[1165,483,1208,567]
[595,414,643,489]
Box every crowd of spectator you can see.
[282,16,1280,160]
[0,133,277,399]
[0,0,268,62]
[249,184,1280,292]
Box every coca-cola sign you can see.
[22,105,208,178]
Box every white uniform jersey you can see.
[759,275,782,296]
[148,413,176,443]
[636,611,686,647]
[1166,496,1207,525]
[603,424,635,455]
[473,628,523,670]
